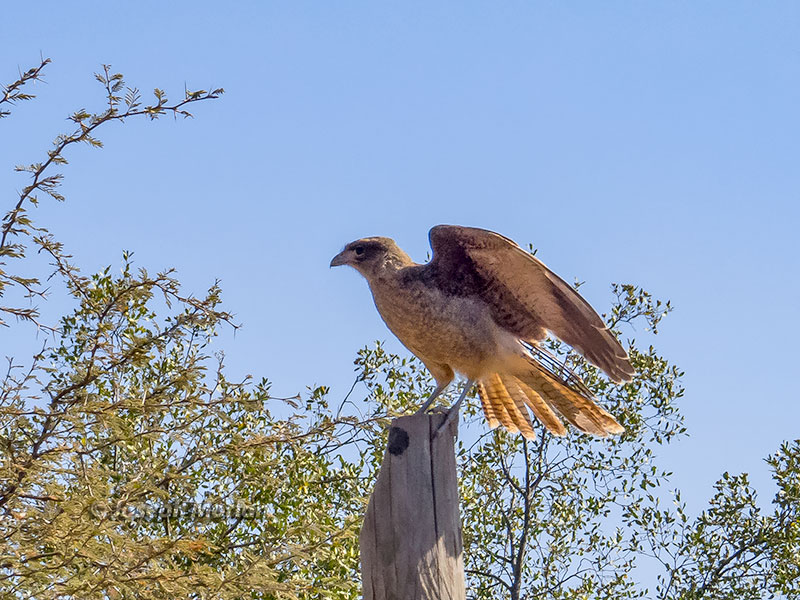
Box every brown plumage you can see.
[331,225,633,438]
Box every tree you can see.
[1,58,797,600]
[0,58,369,599]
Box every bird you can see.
[330,225,634,439]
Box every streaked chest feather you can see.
[368,274,519,373]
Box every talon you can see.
[433,405,459,439]
[431,379,473,438]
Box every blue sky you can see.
[2,1,798,517]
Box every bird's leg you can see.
[433,379,475,438]
[414,382,449,414]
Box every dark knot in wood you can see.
[387,426,409,456]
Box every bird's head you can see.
[330,236,412,278]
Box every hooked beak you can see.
[330,250,348,268]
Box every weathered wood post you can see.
[360,412,466,600]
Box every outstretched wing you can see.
[424,225,634,383]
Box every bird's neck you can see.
[384,248,415,270]
[363,249,416,286]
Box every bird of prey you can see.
[330,225,634,439]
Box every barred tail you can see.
[477,361,624,438]
[477,373,536,440]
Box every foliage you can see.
[1,58,798,600]
[355,296,799,599]
[0,59,222,329]
[0,58,372,599]
[627,442,800,599]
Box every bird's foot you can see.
[414,404,446,416]
[432,404,459,439]
[431,378,473,439]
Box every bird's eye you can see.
[354,246,365,257]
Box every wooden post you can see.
[360,412,466,600]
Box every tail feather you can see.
[497,375,542,440]
[494,374,537,440]
[477,381,501,430]
[478,374,536,439]
[509,376,567,437]
[475,358,624,438]
[478,379,517,434]
[516,360,624,437]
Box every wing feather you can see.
[426,225,634,383]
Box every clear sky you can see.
[2,2,798,516]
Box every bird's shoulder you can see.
[398,258,486,298]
